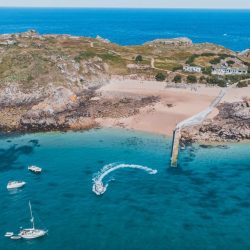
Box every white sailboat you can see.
[18,201,47,239]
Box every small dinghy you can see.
[28,165,42,174]
[4,232,14,237]
[7,181,26,190]
[10,235,21,240]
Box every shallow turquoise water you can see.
[0,128,250,250]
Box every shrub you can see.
[187,75,197,83]
[227,60,235,66]
[207,76,227,87]
[27,75,34,82]
[202,66,212,75]
[186,54,199,64]
[201,52,216,57]
[135,55,143,64]
[210,57,221,65]
[74,51,96,62]
[199,76,207,83]
[173,75,182,83]
[155,72,166,82]
[172,65,183,71]
[237,81,248,88]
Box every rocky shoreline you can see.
[181,100,250,143]
[0,85,159,133]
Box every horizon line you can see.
[0,6,250,10]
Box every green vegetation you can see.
[202,66,212,75]
[135,55,143,64]
[173,75,182,83]
[74,51,96,62]
[237,81,248,88]
[172,65,183,71]
[209,57,221,65]
[27,75,34,82]
[225,74,250,84]
[200,52,216,57]
[187,75,197,83]
[186,54,199,64]
[227,60,235,66]
[207,76,227,87]
[155,72,166,82]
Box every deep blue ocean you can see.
[0,8,250,51]
[0,129,250,250]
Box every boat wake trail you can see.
[92,163,157,195]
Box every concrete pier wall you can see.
[170,128,181,167]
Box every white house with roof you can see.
[183,65,202,73]
[212,66,248,75]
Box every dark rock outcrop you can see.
[182,101,250,143]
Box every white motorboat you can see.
[7,181,26,190]
[4,232,14,237]
[18,201,47,239]
[28,165,42,174]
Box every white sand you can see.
[97,79,250,136]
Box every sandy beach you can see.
[97,79,250,136]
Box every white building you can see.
[183,65,202,73]
[212,66,248,75]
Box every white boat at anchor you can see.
[18,201,48,239]
[7,181,26,190]
[28,165,42,174]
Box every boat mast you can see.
[29,201,35,229]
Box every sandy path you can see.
[97,79,249,136]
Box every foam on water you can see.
[92,163,158,195]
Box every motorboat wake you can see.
[92,163,157,195]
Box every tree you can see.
[227,60,235,66]
[207,76,227,87]
[155,72,166,82]
[135,55,143,64]
[202,66,212,75]
[187,75,197,83]
[209,57,221,65]
[173,75,182,83]
[237,81,248,88]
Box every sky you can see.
[0,0,249,9]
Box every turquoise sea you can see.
[0,128,250,250]
[0,8,250,51]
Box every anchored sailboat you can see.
[18,201,47,239]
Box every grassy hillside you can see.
[0,31,248,91]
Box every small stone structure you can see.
[183,65,202,73]
[212,66,248,75]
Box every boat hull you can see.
[19,229,47,239]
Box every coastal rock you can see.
[96,35,110,44]
[182,101,250,143]
[145,37,193,46]
[20,87,79,130]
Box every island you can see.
[0,30,249,143]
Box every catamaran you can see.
[18,201,48,239]
[7,181,26,190]
[28,165,42,174]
